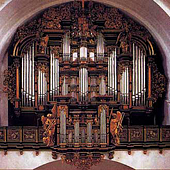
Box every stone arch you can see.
[0,0,170,125]
[34,159,135,170]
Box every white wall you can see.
[0,149,170,169]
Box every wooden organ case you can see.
[4,1,166,158]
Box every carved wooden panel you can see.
[130,127,143,142]
[146,127,159,142]
[23,127,36,142]
[7,127,20,142]
[39,127,44,142]
[0,127,5,142]
[119,128,128,142]
[162,127,170,142]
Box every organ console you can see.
[3,0,166,157]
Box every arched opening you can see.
[34,159,135,170]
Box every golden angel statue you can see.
[110,109,124,145]
[41,105,57,146]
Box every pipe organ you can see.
[21,43,35,107]
[5,1,166,154]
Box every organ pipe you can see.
[21,43,35,106]
[131,43,146,106]
[50,50,60,99]
[21,56,24,106]
[108,49,117,99]
[63,33,70,61]
[80,47,87,60]
[132,43,135,105]
[97,33,104,60]
[79,68,88,101]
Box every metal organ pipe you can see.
[21,56,24,106]
[79,68,88,101]
[97,33,104,60]
[50,50,60,99]
[53,53,55,98]
[125,68,127,103]
[138,48,141,104]
[131,43,146,106]
[29,47,32,106]
[108,49,117,100]
[132,43,135,105]
[24,53,26,106]
[144,54,146,105]
[127,67,129,104]
[114,50,117,99]
[50,51,52,99]
[22,44,35,107]
[63,33,70,61]
[32,44,35,106]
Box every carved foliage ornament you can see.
[3,64,16,104]
[61,153,104,170]
[152,61,166,103]
[14,1,152,43]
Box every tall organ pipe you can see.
[50,52,52,99]
[127,67,129,104]
[114,50,117,98]
[29,47,32,106]
[52,53,55,99]
[32,44,35,106]
[132,43,135,105]
[21,56,24,106]
[138,48,141,105]
[144,54,146,105]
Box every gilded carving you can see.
[14,1,152,46]
[116,26,131,54]
[3,65,16,104]
[110,109,124,145]
[41,114,57,146]
[98,105,108,116]
[50,46,60,58]
[61,153,103,170]
[58,105,68,117]
[38,35,49,54]
[152,61,166,103]
[41,105,57,146]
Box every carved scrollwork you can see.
[152,62,166,103]
[36,62,49,79]
[50,46,61,58]
[14,1,152,45]
[61,153,103,170]
[3,64,16,104]
[37,35,49,54]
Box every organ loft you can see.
[2,1,167,168]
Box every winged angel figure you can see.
[41,105,57,146]
[110,109,124,145]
